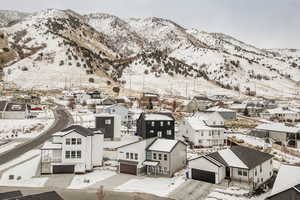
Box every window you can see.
[65,151,70,159]
[130,153,134,159]
[105,119,111,125]
[255,170,257,176]
[201,132,204,136]
[209,131,211,136]
[238,169,243,176]
[158,131,162,137]
[260,165,262,173]
[77,138,82,145]
[72,138,76,145]
[151,122,155,127]
[134,153,138,160]
[71,151,76,158]
[243,170,248,176]
[261,178,263,182]
[153,153,157,160]
[167,130,172,135]
[167,121,171,126]
[126,152,129,159]
[66,138,71,145]
[77,151,81,158]
[160,122,164,126]
[186,130,188,134]
[164,154,168,161]
[269,172,272,176]
[213,121,216,125]
[270,159,273,165]
[158,154,162,160]
[150,130,154,134]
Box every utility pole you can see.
[185,81,188,99]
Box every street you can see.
[0,105,73,165]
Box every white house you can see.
[40,125,104,174]
[179,112,226,147]
[260,107,300,122]
[207,107,237,121]
[188,145,273,189]
[96,104,129,124]
[117,138,187,177]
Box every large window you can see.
[160,122,164,126]
[77,138,82,145]
[126,152,129,159]
[65,151,70,159]
[105,119,111,125]
[71,138,76,145]
[158,131,162,137]
[66,138,71,145]
[71,151,76,158]
[134,153,138,160]
[167,130,172,135]
[130,153,134,159]
[151,122,155,127]
[238,169,248,176]
[77,151,81,159]
[153,153,157,160]
[158,154,162,160]
[164,154,168,161]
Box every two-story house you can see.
[96,104,129,125]
[40,125,104,174]
[189,145,273,189]
[95,114,121,141]
[117,138,187,177]
[136,112,175,140]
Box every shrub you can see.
[88,77,94,83]
[59,60,64,66]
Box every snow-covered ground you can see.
[114,175,186,197]
[0,110,54,140]
[0,149,47,188]
[68,170,116,189]
[0,141,21,154]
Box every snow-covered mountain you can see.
[0,10,30,27]
[0,9,299,98]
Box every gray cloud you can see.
[1,0,299,48]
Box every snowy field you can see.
[0,149,48,188]
[0,110,54,140]
[114,175,186,197]
[68,170,116,189]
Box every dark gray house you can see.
[136,112,175,140]
[95,114,121,140]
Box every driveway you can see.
[168,179,215,200]
[0,105,73,165]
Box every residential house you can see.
[207,106,237,121]
[179,112,226,147]
[95,114,121,140]
[178,96,213,113]
[139,92,160,109]
[96,104,129,124]
[266,164,300,200]
[136,112,175,140]
[251,123,300,148]
[117,138,187,177]
[260,106,300,122]
[0,101,30,119]
[188,145,273,189]
[40,125,104,174]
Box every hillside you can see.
[0,9,299,98]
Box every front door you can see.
[226,167,230,178]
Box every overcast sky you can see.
[2,0,299,49]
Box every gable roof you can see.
[139,112,175,121]
[0,191,22,200]
[269,165,300,199]
[147,138,186,153]
[60,125,94,137]
[208,145,273,169]
[10,191,64,200]
[255,123,300,134]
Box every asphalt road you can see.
[0,105,73,165]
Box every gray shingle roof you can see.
[0,191,22,200]
[61,125,94,137]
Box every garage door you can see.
[191,168,215,184]
[53,165,74,174]
[120,163,137,175]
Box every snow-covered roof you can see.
[186,117,215,130]
[148,139,179,152]
[229,104,247,109]
[270,165,300,197]
[218,149,248,169]
[144,113,173,121]
[143,161,159,166]
[41,142,62,150]
[256,123,300,133]
[207,106,235,112]
[267,107,298,114]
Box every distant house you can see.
[95,114,121,140]
[207,106,237,121]
[139,92,160,108]
[118,138,187,177]
[189,145,273,189]
[251,123,300,148]
[136,112,175,140]
[40,125,104,174]
[96,104,129,124]
[267,165,300,200]
[260,106,300,122]
[179,96,213,113]
[179,112,226,147]
[0,101,30,119]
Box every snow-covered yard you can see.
[0,149,48,188]
[0,141,21,154]
[114,175,186,197]
[0,110,54,140]
[68,170,116,189]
